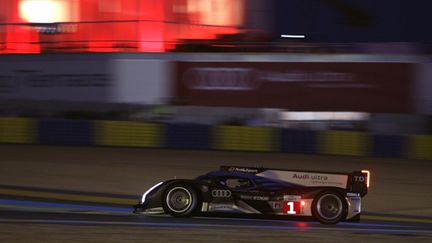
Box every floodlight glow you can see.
[19,0,70,23]
[281,34,305,39]
[281,111,370,121]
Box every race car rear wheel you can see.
[312,191,347,224]
[162,184,199,217]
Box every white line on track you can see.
[0,219,430,234]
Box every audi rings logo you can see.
[211,190,232,198]
[184,67,260,91]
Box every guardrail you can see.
[0,117,431,160]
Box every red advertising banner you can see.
[175,61,414,113]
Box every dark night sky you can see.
[274,0,432,43]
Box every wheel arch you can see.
[301,187,348,199]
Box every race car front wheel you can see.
[162,184,199,217]
[312,191,347,224]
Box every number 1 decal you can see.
[286,201,296,214]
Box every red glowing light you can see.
[1,0,243,54]
[296,222,307,228]
[300,201,306,206]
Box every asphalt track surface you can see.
[1,145,432,242]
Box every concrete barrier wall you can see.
[165,124,212,150]
[39,119,93,146]
[0,118,36,144]
[280,129,317,154]
[319,131,369,157]
[94,121,163,148]
[372,134,405,158]
[407,135,432,160]
[1,117,432,160]
[213,126,277,152]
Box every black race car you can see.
[133,166,370,224]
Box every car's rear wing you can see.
[220,166,370,196]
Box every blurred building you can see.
[274,0,432,44]
[0,0,246,53]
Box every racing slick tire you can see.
[162,183,199,217]
[312,190,347,224]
